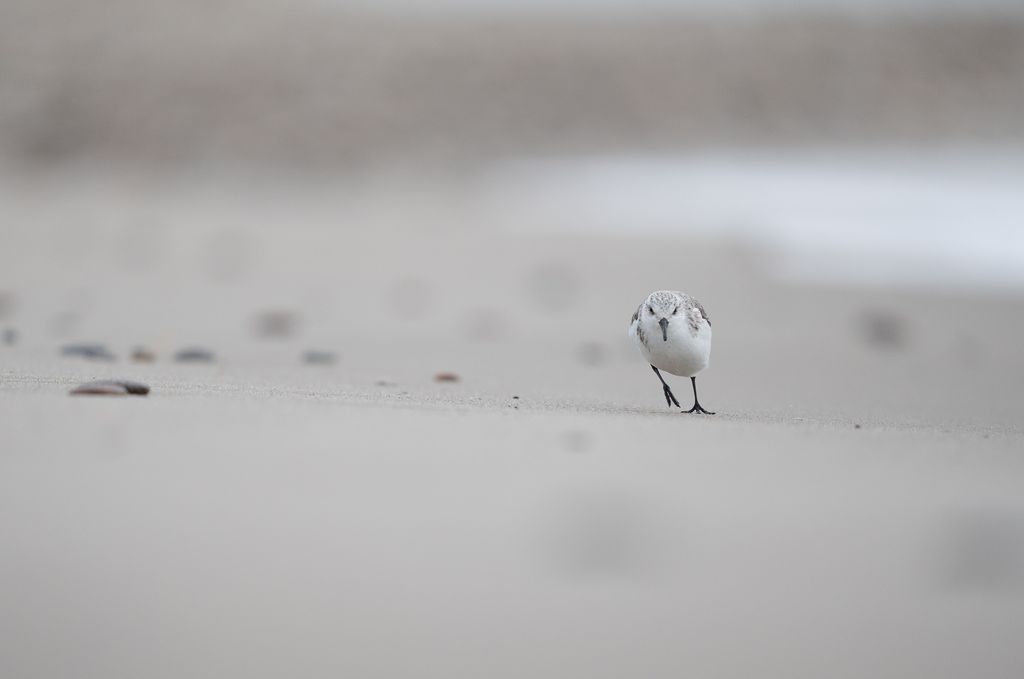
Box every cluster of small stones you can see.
[53,327,465,397]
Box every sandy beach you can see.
[2,170,1023,678]
[3,1,1024,676]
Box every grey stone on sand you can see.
[576,341,606,367]
[254,310,299,339]
[174,347,216,363]
[563,429,592,453]
[302,350,337,365]
[860,310,908,350]
[61,343,116,361]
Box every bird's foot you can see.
[682,402,715,415]
[663,385,681,408]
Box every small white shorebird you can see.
[629,290,714,414]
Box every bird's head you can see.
[643,291,683,341]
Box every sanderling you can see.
[629,290,714,414]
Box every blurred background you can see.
[2,0,1023,420]
[2,1,1024,677]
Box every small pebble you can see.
[254,310,299,339]
[576,341,607,367]
[854,423,862,429]
[434,372,460,383]
[376,379,397,387]
[61,343,116,361]
[131,347,157,363]
[174,347,216,363]
[70,380,150,396]
[564,430,592,453]
[512,395,520,400]
[302,350,337,365]
[860,310,907,350]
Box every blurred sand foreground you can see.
[1,172,1023,678]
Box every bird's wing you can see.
[674,294,711,334]
[693,299,710,327]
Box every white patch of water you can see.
[479,148,1024,291]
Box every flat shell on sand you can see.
[69,380,150,396]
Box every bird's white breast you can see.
[632,314,712,378]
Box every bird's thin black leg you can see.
[650,365,681,408]
[682,376,715,415]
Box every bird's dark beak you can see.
[659,317,669,341]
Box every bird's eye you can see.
[647,306,655,314]
[672,306,680,315]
